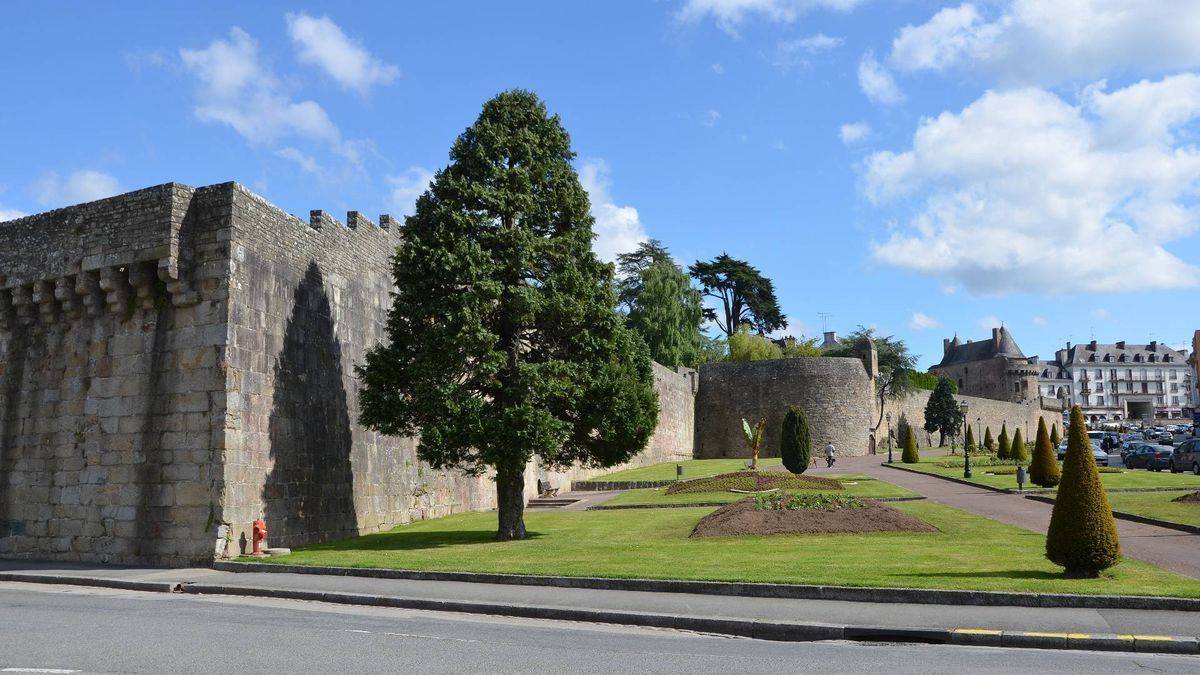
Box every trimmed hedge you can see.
[983,426,995,453]
[1050,422,1061,448]
[780,405,811,474]
[964,425,976,454]
[1010,428,1028,464]
[1046,406,1121,578]
[901,424,920,463]
[1029,417,1061,488]
[997,424,1011,461]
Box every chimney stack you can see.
[822,331,838,349]
[992,327,1001,351]
[1116,340,1125,349]
[943,337,951,356]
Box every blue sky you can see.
[2,1,1198,368]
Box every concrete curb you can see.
[212,561,1200,612]
[0,571,180,594]
[588,496,927,510]
[181,583,1199,655]
[4,571,1197,655]
[1024,495,1200,535]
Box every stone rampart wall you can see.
[883,391,1062,450]
[0,184,231,565]
[695,358,875,458]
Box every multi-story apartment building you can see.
[1035,340,1193,424]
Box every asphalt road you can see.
[1,583,1197,674]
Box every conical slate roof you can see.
[936,327,1026,367]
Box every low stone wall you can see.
[883,391,1063,450]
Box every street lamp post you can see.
[886,413,893,464]
[961,400,972,478]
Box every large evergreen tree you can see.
[615,239,673,308]
[923,376,961,446]
[688,254,786,336]
[624,252,703,368]
[357,90,659,540]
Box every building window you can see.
[1097,396,1105,406]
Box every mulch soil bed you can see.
[666,471,842,495]
[689,497,939,538]
[1172,491,1200,504]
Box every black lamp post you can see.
[886,413,893,464]
[961,400,972,478]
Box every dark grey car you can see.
[1169,438,1200,475]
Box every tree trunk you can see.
[495,462,527,541]
[939,431,946,447]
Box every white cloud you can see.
[180,27,359,163]
[1091,308,1110,320]
[0,206,26,221]
[387,166,435,218]
[889,1,1200,85]
[579,159,647,263]
[34,170,121,207]
[866,76,1200,294]
[769,33,843,70]
[839,121,870,144]
[276,147,321,175]
[712,63,726,75]
[857,51,904,105]
[908,312,941,330]
[1032,315,1049,327]
[677,0,864,35]
[979,315,1001,331]
[286,13,399,95]
[702,109,721,127]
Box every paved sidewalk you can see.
[1,560,1198,641]
[867,463,1200,579]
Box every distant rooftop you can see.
[935,326,1026,367]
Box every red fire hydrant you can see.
[251,519,267,556]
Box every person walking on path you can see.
[824,441,836,468]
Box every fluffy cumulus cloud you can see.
[677,0,863,35]
[908,312,940,330]
[857,51,904,105]
[866,75,1200,294]
[839,121,870,144]
[889,1,1200,85]
[578,159,647,263]
[286,13,398,94]
[387,166,435,218]
[0,207,25,221]
[180,27,359,164]
[34,170,121,207]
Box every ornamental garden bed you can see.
[602,473,918,507]
[244,501,1200,598]
[690,494,937,538]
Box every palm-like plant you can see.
[742,417,767,469]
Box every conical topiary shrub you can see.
[964,424,976,454]
[1046,406,1121,578]
[1030,417,1061,488]
[1050,423,1061,448]
[997,424,1011,460]
[780,405,811,474]
[1011,427,1028,464]
[901,424,920,463]
[983,426,995,453]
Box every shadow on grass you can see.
[296,529,547,553]
[893,570,1062,581]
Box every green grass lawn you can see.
[1105,490,1200,527]
[898,459,1200,492]
[589,458,785,482]
[604,474,918,506]
[249,501,1200,598]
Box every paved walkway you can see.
[1,561,1198,639]
[860,461,1200,580]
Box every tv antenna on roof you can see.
[817,312,832,333]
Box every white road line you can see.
[3,669,81,673]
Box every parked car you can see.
[1170,438,1200,475]
[1057,440,1110,466]
[1124,444,1174,471]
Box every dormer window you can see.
[1148,355,1157,362]
[1134,354,1143,362]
